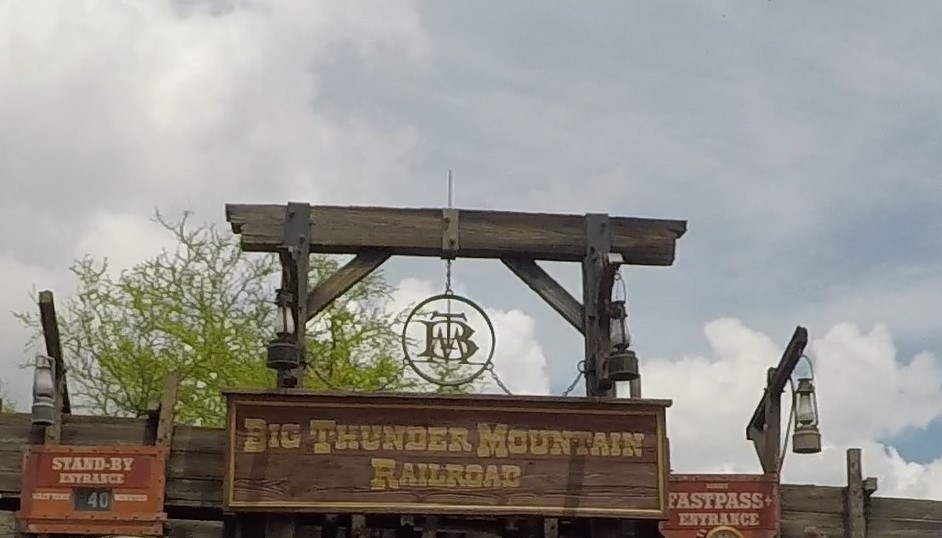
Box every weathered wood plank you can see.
[5,412,942,538]
[780,510,846,538]
[781,484,844,514]
[846,448,866,538]
[305,251,391,320]
[500,256,584,334]
[38,290,71,415]
[225,204,687,265]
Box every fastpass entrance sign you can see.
[660,473,779,538]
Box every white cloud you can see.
[0,0,428,405]
[643,318,942,499]
[0,0,427,261]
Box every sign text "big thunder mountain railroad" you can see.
[223,391,670,519]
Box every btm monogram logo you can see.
[417,311,479,363]
[401,293,496,386]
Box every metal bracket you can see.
[442,208,459,258]
[278,202,312,388]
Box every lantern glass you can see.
[274,289,295,335]
[795,377,817,425]
[610,300,629,349]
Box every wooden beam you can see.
[746,327,808,474]
[846,448,866,538]
[226,204,687,265]
[747,326,809,433]
[38,291,70,414]
[156,372,180,447]
[304,251,391,321]
[500,256,584,334]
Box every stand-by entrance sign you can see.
[224,390,671,519]
[660,473,779,538]
[17,445,168,535]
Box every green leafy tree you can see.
[15,211,421,426]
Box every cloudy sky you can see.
[3,0,942,499]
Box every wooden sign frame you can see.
[660,473,780,538]
[17,444,168,535]
[224,390,671,519]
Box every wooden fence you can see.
[1,412,940,537]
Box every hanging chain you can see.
[485,363,513,395]
[445,258,453,294]
[562,360,586,397]
[444,169,454,295]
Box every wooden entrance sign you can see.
[660,473,779,538]
[16,444,168,535]
[224,390,671,519]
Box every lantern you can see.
[792,377,822,454]
[31,355,56,426]
[266,288,300,371]
[606,299,639,382]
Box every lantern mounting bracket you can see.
[745,325,809,473]
[274,202,311,388]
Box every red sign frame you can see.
[660,473,779,538]
[17,444,168,535]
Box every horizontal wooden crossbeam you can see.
[226,204,687,265]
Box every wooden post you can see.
[746,326,809,473]
[38,290,69,444]
[846,448,867,538]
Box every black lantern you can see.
[606,299,639,382]
[792,377,822,454]
[31,355,56,426]
[266,288,300,371]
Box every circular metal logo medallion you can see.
[705,526,745,538]
[400,293,496,387]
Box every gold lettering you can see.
[400,463,417,486]
[507,429,528,455]
[448,428,473,452]
[465,464,483,487]
[336,425,359,450]
[405,426,427,451]
[549,431,570,455]
[570,431,592,455]
[360,426,381,450]
[367,460,524,490]
[590,432,610,456]
[477,423,509,458]
[528,430,549,455]
[280,423,301,449]
[427,427,447,451]
[622,432,644,457]
[267,423,280,449]
[415,463,429,487]
[310,420,336,454]
[382,426,406,450]
[243,418,267,453]
[370,458,398,490]
[608,433,622,456]
[482,464,501,487]
[501,465,521,487]
[445,464,467,487]
[427,464,447,487]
